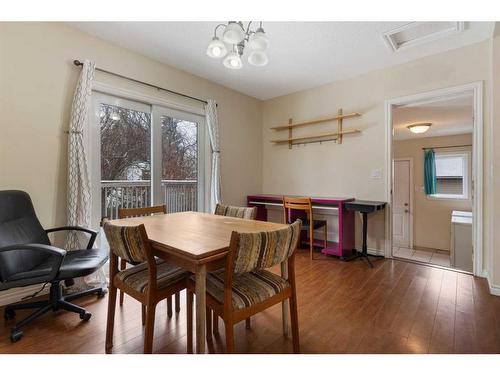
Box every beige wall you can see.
[393,134,473,251]
[262,41,492,265]
[0,22,263,231]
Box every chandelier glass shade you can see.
[206,37,228,58]
[207,21,269,69]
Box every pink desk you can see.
[247,194,355,259]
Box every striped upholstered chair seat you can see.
[116,258,189,294]
[202,269,289,310]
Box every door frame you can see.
[384,81,484,276]
[393,157,414,251]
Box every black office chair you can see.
[0,190,109,342]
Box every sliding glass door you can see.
[152,107,206,213]
[156,107,206,214]
[90,92,206,228]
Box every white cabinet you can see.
[450,211,472,272]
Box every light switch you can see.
[371,169,382,179]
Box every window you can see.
[430,151,470,200]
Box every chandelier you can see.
[206,21,270,69]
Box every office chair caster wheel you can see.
[10,329,23,342]
[80,311,92,321]
[4,308,15,321]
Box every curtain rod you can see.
[422,144,472,150]
[73,59,209,105]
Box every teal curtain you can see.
[424,149,436,195]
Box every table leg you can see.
[281,262,289,337]
[195,264,207,354]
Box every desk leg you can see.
[281,262,289,337]
[195,264,207,354]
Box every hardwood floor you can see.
[1,251,500,354]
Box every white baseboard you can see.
[0,284,50,307]
[484,271,500,296]
[367,248,385,256]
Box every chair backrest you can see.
[214,203,257,220]
[102,219,151,264]
[118,205,166,219]
[0,190,52,282]
[229,220,301,275]
[283,196,312,224]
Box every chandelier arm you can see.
[245,21,253,35]
[213,23,227,38]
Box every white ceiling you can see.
[68,22,494,100]
[393,94,474,141]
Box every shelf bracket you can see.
[337,108,343,144]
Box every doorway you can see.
[385,82,483,275]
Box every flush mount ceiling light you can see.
[207,21,270,69]
[407,122,432,134]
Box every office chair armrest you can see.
[0,244,67,281]
[45,226,98,249]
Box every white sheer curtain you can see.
[205,99,222,213]
[65,59,107,292]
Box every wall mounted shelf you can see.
[270,108,362,148]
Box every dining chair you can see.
[211,203,257,334]
[283,196,327,260]
[118,205,180,320]
[214,203,257,220]
[103,219,190,354]
[186,220,302,353]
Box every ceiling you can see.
[393,94,474,141]
[68,22,494,100]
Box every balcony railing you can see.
[101,180,197,219]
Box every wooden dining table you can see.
[109,211,288,353]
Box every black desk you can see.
[343,200,387,267]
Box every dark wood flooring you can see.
[1,251,500,354]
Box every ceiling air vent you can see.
[383,22,465,52]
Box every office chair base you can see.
[5,281,104,342]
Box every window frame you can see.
[427,150,471,201]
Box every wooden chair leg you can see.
[175,292,181,313]
[206,308,212,341]
[224,321,234,353]
[212,310,219,335]
[280,262,289,337]
[323,224,328,249]
[143,302,156,354]
[310,225,314,260]
[119,259,126,306]
[166,296,173,318]
[289,290,300,353]
[187,291,193,354]
[105,285,117,353]
[141,305,146,326]
[245,318,251,329]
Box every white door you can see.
[393,159,411,248]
